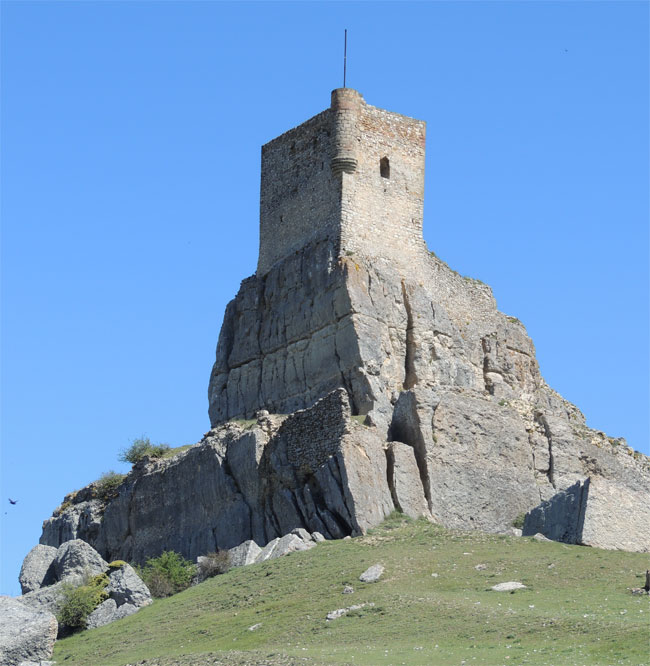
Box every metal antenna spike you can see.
[343,29,347,88]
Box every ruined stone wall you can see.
[279,388,349,471]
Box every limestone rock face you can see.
[386,442,429,520]
[40,390,394,563]
[524,476,650,552]
[0,597,57,666]
[204,241,650,544]
[39,244,650,557]
[40,493,104,549]
[19,545,57,594]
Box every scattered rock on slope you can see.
[359,564,384,583]
[491,582,527,592]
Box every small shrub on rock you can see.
[198,551,231,580]
[119,436,171,464]
[512,513,526,530]
[94,471,126,502]
[57,574,109,631]
[137,551,195,598]
[108,560,127,569]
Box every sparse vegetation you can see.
[57,574,109,631]
[463,275,486,286]
[137,551,196,598]
[93,471,126,502]
[231,418,257,430]
[351,414,368,427]
[512,512,526,529]
[108,560,127,569]
[197,551,231,579]
[54,490,79,516]
[119,436,171,464]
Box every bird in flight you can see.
[8,498,17,505]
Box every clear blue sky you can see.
[1,1,648,595]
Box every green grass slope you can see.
[53,515,649,666]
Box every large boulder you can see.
[0,596,57,666]
[18,582,66,616]
[228,540,261,567]
[105,563,152,608]
[54,539,108,585]
[269,533,315,559]
[523,476,650,552]
[86,598,138,630]
[255,537,279,563]
[19,545,57,594]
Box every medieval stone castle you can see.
[38,89,650,564]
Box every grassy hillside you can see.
[53,515,649,665]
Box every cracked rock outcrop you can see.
[204,237,649,544]
[41,390,397,563]
[38,241,650,557]
[38,242,650,559]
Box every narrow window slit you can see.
[380,157,390,179]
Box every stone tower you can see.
[258,89,427,276]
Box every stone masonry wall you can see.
[339,95,428,274]
[257,89,427,276]
[258,110,340,276]
[278,388,349,471]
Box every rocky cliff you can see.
[40,239,650,558]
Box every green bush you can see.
[512,513,527,529]
[108,560,127,569]
[197,551,231,580]
[94,471,126,502]
[119,436,171,464]
[137,551,196,598]
[57,574,109,630]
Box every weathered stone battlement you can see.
[258,89,427,276]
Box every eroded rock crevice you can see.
[384,446,400,512]
[534,411,556,489]
[401,281,418,391]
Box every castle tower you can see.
[257,89,427,276]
